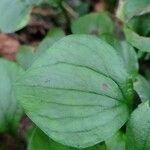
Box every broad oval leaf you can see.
[15,35,133,148]
[28,128,103,150]
[0,59,23,133]
[71,12,114,36]
[126,101,150,150]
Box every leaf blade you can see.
[15,35,133,148]
[126,101,150,150]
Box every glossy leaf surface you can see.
[15,35,133,148]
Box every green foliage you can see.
[117,0,150,23]
[15,35,134,148]
[124,27,150,52]
[126,101,150,150]
[117,0,150,52]
[28,128,103,150]
[16,28,65,70]
[47,0,61,7]
[71,12,114,36]
[106,131,126,150]
[16,46,34,70]
[0,59,23,133]
[0,0,59,32]
[34,28,65,60]
[0,0,32,33]
[101,34,138,78]
[134,75,150,102]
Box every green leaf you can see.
[124,27,150,52]
[101,34,138,78]
[16,28,65,69]
[106,131,126,150]
[134,75,150,102]
[17,28,65,70]
[117,0,150,52]
[117,41,138,78]
[15,35,133,148]
[16,46,34,70]
[71,12,114,36]
[0,0,43,33]
[28,128,103,150]
[0,0,31,33]
[126,101,150,150]
[46,0,61,7]
[34,28,65,60]
[28,128,70,150]
[25,0,43,5]
[117,0,150,22]
[127,13,150,36]
[0,59,23,133]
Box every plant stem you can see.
[60,0,72,34]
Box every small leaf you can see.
[16,46,34,70]
[127,13,150,36]
[28,128,103,150]
[134,75,150,102]
[117,0,150,22]
[117,0,150,52]
[0,59,23,133]
[126,101,150,150]
[106,131,126,150]
[0,0,32,33]
[15,35,133,148]
[0,0,44,33]
[71,12,114,36]
[124,27,150,52]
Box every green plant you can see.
[0,0,150,149]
